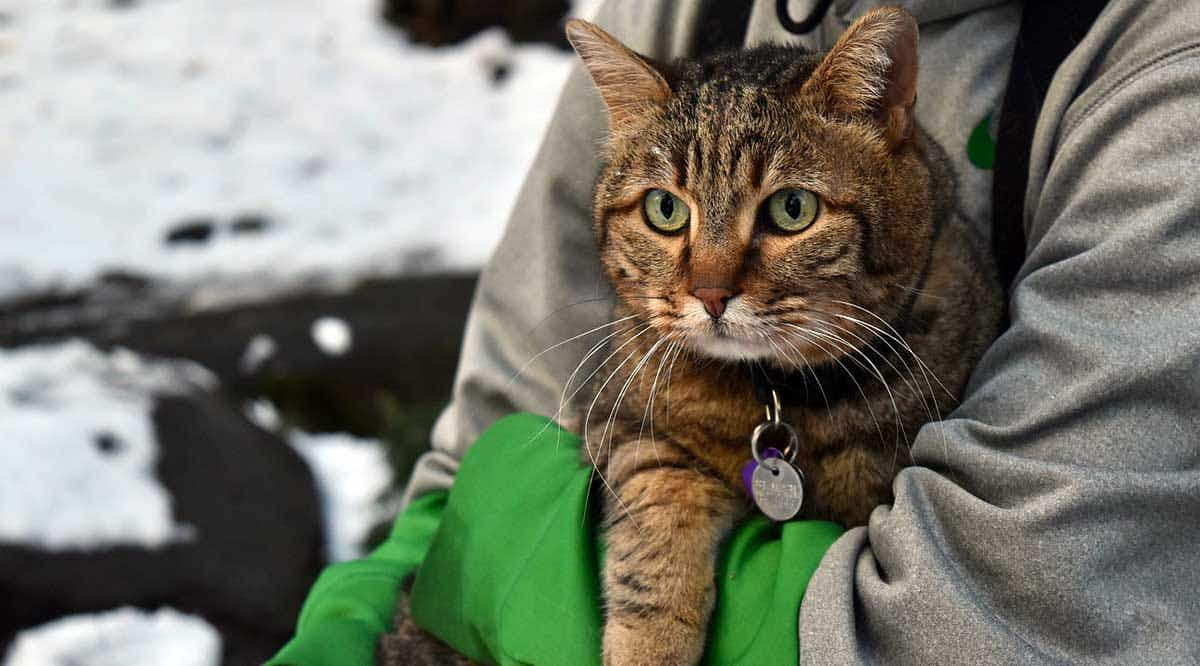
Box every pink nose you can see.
[692,287,732,319]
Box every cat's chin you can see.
[689,333,778,363]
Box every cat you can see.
[380,7,1002,665]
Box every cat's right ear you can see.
[565,19,670,128]
[800,7,919,148]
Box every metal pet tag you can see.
[751,458,804,521]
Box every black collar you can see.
[747,297,922,411]
[748,342,888,410]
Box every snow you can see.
[0,0,574,306]
[0,340,210,550]
[287,430,394,562]
[0,0,586,654]
[311,316,352,357]
[3,607,221,666]
[571,0,605,19]
[238,333,277,373]
[244,397,282,432]
[246,398,393,562]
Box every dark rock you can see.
[490,61,512,85]
[0,273,476,487]
[382,0,570,49]
[0,390,324,666]
[164,218,215,245]
[93,431,121,454]
[0,275,475,406]
[229,213,271,235]
[97,270,152,291]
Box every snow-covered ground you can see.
[3,607,221,666]
[0,0,585,659]
[0,332,395,557]
[0,340,210,550]
[0,337,399,657]
[287,430,395,562]
[0,0,574,306]
[245,396,396,562]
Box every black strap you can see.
[992,1,1108,288]
[749,363,781,407]
[748,338,898,410]
[776,0,835,35]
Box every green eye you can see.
[765,188,819,232]
[643,189,690,233]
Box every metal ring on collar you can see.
[750,420,799,467]
[762,387,783,427]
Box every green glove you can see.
[268,490,447,666]
[270,413,843,666]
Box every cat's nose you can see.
[692,287,732,319]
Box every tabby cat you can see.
[381,7,1002,665]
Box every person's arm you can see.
[800,3,1200,662]
[401,0,709,506]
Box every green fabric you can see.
[269,413,843,665]
[267,491,447,666]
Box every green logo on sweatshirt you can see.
[967,112,996,170]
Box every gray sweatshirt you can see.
[403,0,1200,662]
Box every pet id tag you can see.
[751,457,804,521]
[746,396,804,521]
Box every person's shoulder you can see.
[1063,0,1200,126]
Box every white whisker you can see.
[830,299,955,400]
[600,335,672,483]
[779,324,888,448]
[767,326,833,416]
[805,324,904,441]
[507,313,639,387]
[826,300,952,462]
[637,339,678,467]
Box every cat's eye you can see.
[764,188,819,232]
[643,189,690,233]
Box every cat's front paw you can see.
[603,618,705,666]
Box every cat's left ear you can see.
[565,19,670,128]
[801,7,918,147]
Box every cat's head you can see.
[567,8,935,366]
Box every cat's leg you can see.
[599,440,743,666]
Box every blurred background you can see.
[0,0,596,663]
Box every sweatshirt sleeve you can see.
[798,5,1200,664]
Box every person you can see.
[271,1,1200,663]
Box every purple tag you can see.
[742,447,784,498]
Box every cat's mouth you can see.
[686,317,779,362]
[689,330,777,362]
[675,298,780,362]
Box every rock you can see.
[0,390,324,666]
[164,218,216,245]
[490,61,512,85]
[228,213,271,235]
[381,0,570,48]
